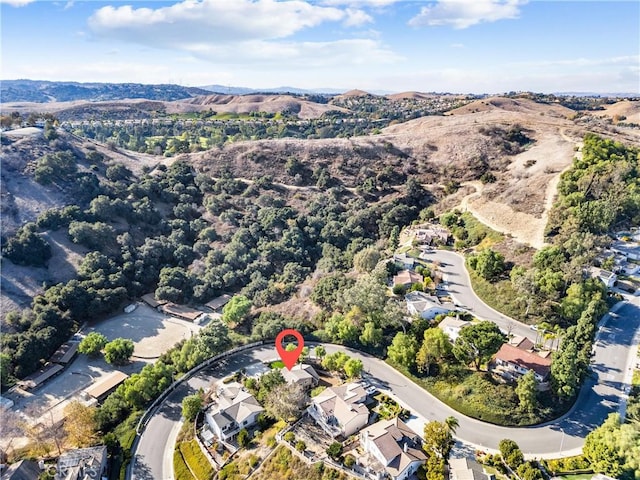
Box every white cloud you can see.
[321,0,401,6]
[89,0,346,44]
[184,38,401,67]
[450,43,465,48]
[409,0,527,29]
[87,0,398,70]
[343,8,374,26]
[0,0,36,6]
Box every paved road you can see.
[421,249,546,343]
[133,252,640,478]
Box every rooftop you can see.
[281,364,319,385]
[49,341,79,365]
[394,270,423,285]
[494,343,552,378]
[314,383,368,426]
[205,294,232,311]
[84,371,129,400]
[362,417,426,477]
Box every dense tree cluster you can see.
[583,413,639,479]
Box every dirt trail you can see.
[457,127,580,249]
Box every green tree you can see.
[416,328,452,375]
[453,321,506,370]
[498,439,524,468]
[360,321,383,347]
[353,247,381,273]
[78,332,108,358]
[322,352,350,372]
[515,371,538,413]
[195,318,230,359]
[550,338,579,401]
[343,358,363,379]
[583,413,640,478]
[103,338,134,366]
[221,295,252,325]
[468,249,506,281]
[327,441,342,459]
[3,224,52,267]
[386,332,419,370]
[314,345,326,361]
[182,394,203,422]
[423,420,455,459]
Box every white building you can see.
[437,316,469,341]
[359,418,426,480]
[281,364,319,389]
[204,382,264,442]
[405,291,455,320]
[308,382,369,438]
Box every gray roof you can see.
[1,460,41,480]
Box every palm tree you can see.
[445,416,459,435]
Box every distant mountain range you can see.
[198,84,347,95]
[1,80,212,103]
[1,80,635,104]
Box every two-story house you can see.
[492,343,552,384]
[204,382,264,442]
[359,418,426,480]
[54,446,108,480]
[308,382,369,438]
[281,364,319,390]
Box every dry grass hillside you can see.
[596,100,640,123]
[3,93,347,120]
[175,93,348,119]
[3,96,639,314]
[193,96,639,248]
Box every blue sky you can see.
[1,0,638,94]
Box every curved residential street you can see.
[132,251,640,480]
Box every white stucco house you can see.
[308,382,369,438]
[204,382,264,441]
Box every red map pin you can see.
[275,329,304,370]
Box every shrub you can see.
[295,440,306,452]
[327,441,342,459]
[499,439,524,468]
[238,428,250,448]
[344,454,356,468]
[283,431,295,443]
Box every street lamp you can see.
[559,428,565,455]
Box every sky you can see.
[1,0,638,94]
